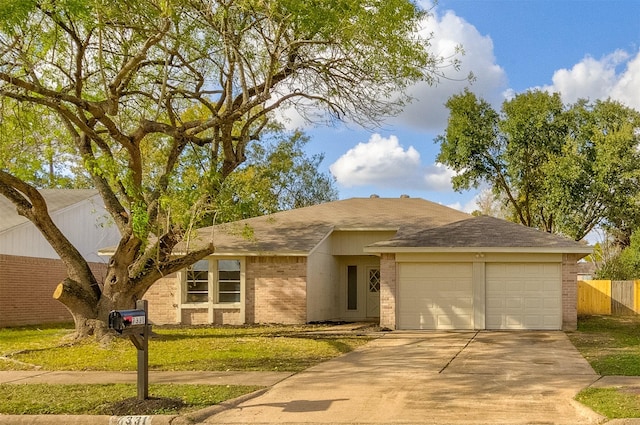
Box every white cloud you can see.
[447,195,480,214]
[391,8,508,130]
[276,6,508,131]
[329,133,454,191]
[423,163,456,191]
[541,49,640,110]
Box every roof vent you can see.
[370,194,380,198]
[400,194,410,198]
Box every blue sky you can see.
[295,0,640,212]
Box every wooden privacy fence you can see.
[578,280,640,315]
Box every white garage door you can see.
[486,263,561,330]
[398,263,473,330]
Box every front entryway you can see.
[340,256,380,321]
[366,267,380,317]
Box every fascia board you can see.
[363,246,593,255]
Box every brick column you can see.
[562,254,579,331]
[380,253,397,330]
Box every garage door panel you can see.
[400,264,471,278]
[486,263,561,330]
[486,297,504,308]
[398,263,473,330]
[524,298,542,309]
[507,298,523,309]
[544,298,561,308]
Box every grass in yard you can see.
[0,383,261,415]
[0,324,75,371]
[0,324,372,372]
[567,315,640,375]
[569,315,640,419]
[576,387,640,418]
[0,324,74,352]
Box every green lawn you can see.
[568,315,640,418]
[576,387,640,419]
[0,324,372,372]
[0,383,262,415]
[567,315,640,376]
[0,323,373,415]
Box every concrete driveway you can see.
[206,331,603,424]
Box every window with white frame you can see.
[217,259,241,303]
[185,260,209,302]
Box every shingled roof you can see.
[366,215,591,254]
[178,197,471,255]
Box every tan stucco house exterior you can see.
[142,196,591,331]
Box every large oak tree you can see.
[0,0,454,337]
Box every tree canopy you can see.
[0,0,454,337]
[436,89,640,242]
[215,130,338,222]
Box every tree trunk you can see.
[54,277,139,340]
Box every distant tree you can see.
[0,0,459,338]
[436,89,640,241]
[595,230,640,280]
[215,130,338,222]
[0,99,89,188]
[470,189,509,219]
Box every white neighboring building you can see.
[0,189,120,327]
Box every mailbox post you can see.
[108,300,150,400]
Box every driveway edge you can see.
[183,387,270,423]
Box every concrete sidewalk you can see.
[0,370,292,386]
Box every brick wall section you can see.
[213,309,241,324]
[143,273,178,325]
[0,254,107,327]
[379,253,397,330]
[246,256,307,324]
[180,308,209,325]
[562,254,579,331]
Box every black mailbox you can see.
[109,309,147,334]
[109,300,150,401]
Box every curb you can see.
[185,387,269,423]
[0,415,178,425]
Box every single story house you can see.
[577,261,596,280]
[141,196,591,331]
[0,189,120,327]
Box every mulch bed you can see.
[97,396,186,415]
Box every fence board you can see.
[636,281,640,314]
[578,280,611,315]
[611,280,635,315]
